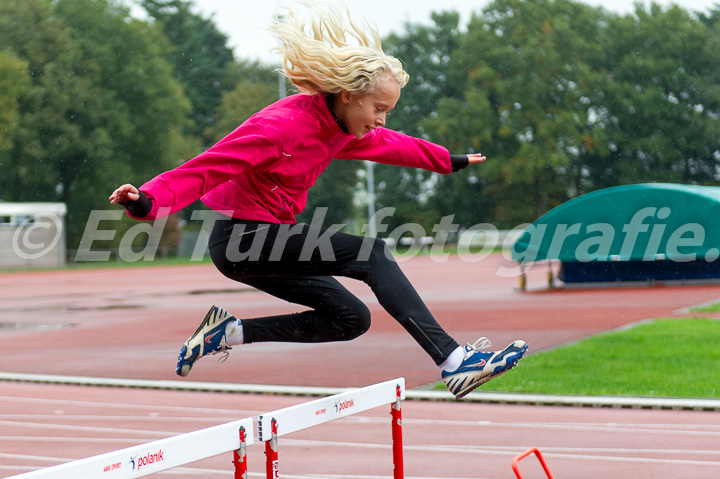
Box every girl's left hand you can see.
[467,153,487,164]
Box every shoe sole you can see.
[454,344,528,399]
[176,306,217,377]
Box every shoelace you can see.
[464,337,492,359]
[210,339,231,364]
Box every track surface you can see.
[1,253,720,478]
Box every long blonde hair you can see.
[270,1,409,95]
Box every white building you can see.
[0,203,67,269]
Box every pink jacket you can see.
[132,93,452,223]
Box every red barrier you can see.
[512,447,554,479]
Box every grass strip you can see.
[438,318,720,398]
[690,302,720,313]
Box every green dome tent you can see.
[511,183,720,283]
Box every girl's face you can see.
[340,77,400,138]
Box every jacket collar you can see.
[323,94,349,134]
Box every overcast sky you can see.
[124,0,718,64]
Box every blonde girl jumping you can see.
[109,2,526,399]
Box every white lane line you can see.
[0,414,240,423]
[0,464,457,479]
[6,411,719,443]
[276,439,720,467]
[0,436,174,444]
[3,372,719,410]
[0,394,261,416]
[0,419,177,437]
[2,435,717,459]
[3,438,718,477]
[338,415,720,437]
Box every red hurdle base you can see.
[511,447,554,479]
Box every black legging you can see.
[207,216,459,365]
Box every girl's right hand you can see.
[467,153,487,164]
[109,184,140,205]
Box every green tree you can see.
[142,0,235,140]
[591,4,720,187]
[0,0,191,247]
[384,11,464,137]
[701,7,720,163]
[0,0,103,211]
[207,60,290,140]
[0,51,27,154]
[424,0,609,227]
[385,0,720,229]
[54,0,193,244]
[373,11,465,231]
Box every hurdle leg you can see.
[234,426,248,479]
[391,384,404,479]
[265,419,279,479]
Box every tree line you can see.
[1,0,718,251]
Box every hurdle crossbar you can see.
[8,418,254,479]
[258,377,405,479]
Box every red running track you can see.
[2,382,720,478]
[1,253,720,478]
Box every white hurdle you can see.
[7,418,254,479]
[6,378,406,479]
[258,377,406,479]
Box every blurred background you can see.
[1,0,718,267]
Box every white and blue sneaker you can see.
[442,338,527,399]
[176,305,235,377]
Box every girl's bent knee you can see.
[369,238,393,263]
[339,302,371,340]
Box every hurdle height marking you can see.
[265,419,279,479]
[391,384,403,479]
[257,378,405,479]
[234,426,249,479]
